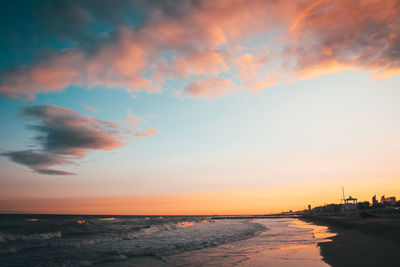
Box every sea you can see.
[0,214,334,267]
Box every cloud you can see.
[20,105,124,156]
[2,105,127,175]
[0,0,280,100]
[0,51,85,100]
[83,104,97,114]
[2,150,76,175]
[234,52,270,80]
[1,0,400,100]
[0,28,157,100]
[32,0,132,45]
[122,111,141,128]
[134,128,158,138]
[169,49,229,77]
[34,168,76,176]
[184,77,237,100]
[286,0,400,80]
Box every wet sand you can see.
[301,216,400,267]
[96,218,332,266]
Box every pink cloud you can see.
[134,128,158,138]
[172,49,229,76]
[1,0,400,100]
[0,1,281,100]
[0,51,85,100]
[244,79,276,92]
[122,112,141,128]
[235,52,270,80]
[184,77,236,100]
[83,104,97,114]
[286,0,400,79]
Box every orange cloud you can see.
[1,0,399,100]
[0,0,282,100]
[184,77,236,100]
[86,28,155,91]
[244,79,276,92]
[0,51,84,100]
[172,49,229,76]
[122,113,141,128]
[134,128,158,138]
[235,52,270,79]
[287,0,400,79]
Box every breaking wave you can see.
[24,218,39,222]
[97,217,116,221]
[0,215,267,266]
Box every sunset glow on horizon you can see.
[1,0,400,215]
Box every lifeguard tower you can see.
[341,187,359,217]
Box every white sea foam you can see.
[24,218,39,222]
[97,217,116,221]
[176,221,195,227]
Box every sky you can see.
[1,0,400,215]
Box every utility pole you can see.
[342,186,346,204]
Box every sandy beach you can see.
[301,216,400,267]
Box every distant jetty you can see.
[211,214,300,220]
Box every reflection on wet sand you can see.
[168,218,335,267]
[239,219,334,267]
[289,220,336,240]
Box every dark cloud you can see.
[135,0,199,17]
[20,105,124,156]
[2,105,126,175]
[2,150,76,175]
[35,168,76,176]
[32,0,133,47]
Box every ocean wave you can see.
[176,221,195,227]
[24,218,39,222]
[125,223,173,238]
[0,217,268,266]
[97,217,116,221]
[0,231,62,242]
[124,220,204,238]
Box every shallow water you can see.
[0,214,334,266]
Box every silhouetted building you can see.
[381,195,397,206]
[343,196,358,217]
[357,201,370,209]
[345,196,357,204]
[372,195,378,206]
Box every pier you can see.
[211,215,301,220]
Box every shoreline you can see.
[301,216,400,267]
